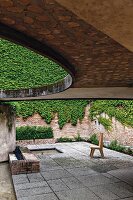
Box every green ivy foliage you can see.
[12,100,133,129]
[13,100,89,129]
[98,117,112,131]
[89,134,99,145]
[89,100,133,127]
[0,39,67,90]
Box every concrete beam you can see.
[1,87,133,101]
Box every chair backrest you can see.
[99,133,104,149]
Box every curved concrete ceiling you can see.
[0,0,133,99]
[56,0,133,52]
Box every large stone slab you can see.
[18,193,58,200]
[108,167,133,186]
[55,188,101,200]
[41,169,71,180]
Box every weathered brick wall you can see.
[16,105,133,147]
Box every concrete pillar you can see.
[0,104,16,162]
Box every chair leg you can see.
[90,148,95,158]
[100,149,104,158]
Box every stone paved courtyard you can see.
[7,142,133,199]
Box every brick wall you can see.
[16,105,133,147]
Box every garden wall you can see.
[16,105,133,147]
[0,104,16,162]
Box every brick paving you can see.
[12,142,133,200]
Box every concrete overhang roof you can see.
[0,0,133,99]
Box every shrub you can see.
[57,137,73,143]
[108,140,126,152]
[74,133,83,142]
[125,147,133,156]
[16,126,53,140]
[89,134,99,145]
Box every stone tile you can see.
[102,173,120,183]
[12,174,29,184]
[41,169,71,180]
[27,173,44,183]
[40,158,59,166]
[76,174,114,187]
[56,188,100,200]
[105,182,133,198]
[27,145,39,150]
[16,186,52,198]
[36,144,56,149]
[41,164,63,171]
[15,181,48,190]
[47,179,69,191]
[90,185,119,200]
[53,157,77,166]
[90,164,118,173]
[108,167,133,186]
[119,198,133,200]
[114,160,133,169]
[54,157,88,168]
[61,177,85,189]
[18,193,58,200]
[40,158,63,171]
[50,154,70,159]
[65,167,98,176]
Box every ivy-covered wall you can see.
[16,103,133,146]
[89,100,133,128]
[13,100,89,129]
[13,100,133,129]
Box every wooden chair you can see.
[90,133,104,158]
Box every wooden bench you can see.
[90,133,104,158]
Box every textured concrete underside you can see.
[57,0,133,52]
[0,0,133,93]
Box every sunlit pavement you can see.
[8,142,133,199]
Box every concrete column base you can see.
[0,104,16,162]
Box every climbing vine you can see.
[98,117,112,131]
[10,100,133,129]
[13,100,89,129]
[89,100,133,127]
